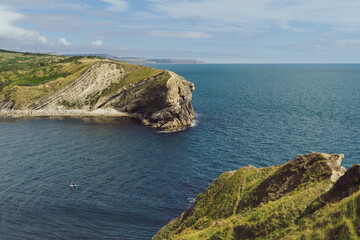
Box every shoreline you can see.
[0,108,130,118]
[0,108,195,131]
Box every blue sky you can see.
[1,0,360,63]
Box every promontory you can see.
[0,49,195,131]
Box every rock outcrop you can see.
[0,60,195,131]
[154,153,360,240]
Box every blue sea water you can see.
[1,64,360,239]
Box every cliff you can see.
[0,50,194,131]
[154,153,360,239]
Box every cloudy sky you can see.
[1,0,360,63]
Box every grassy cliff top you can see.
[0,50,165,108]
[154,153,360,240]
[0,50,162,88]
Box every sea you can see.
[0,64,360,239]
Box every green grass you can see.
[0,51,65,73]
[121,63,163,85]
[286,191,360,239]
[153,153,360,240]
[0,50,111,108]
[0,52,101,87]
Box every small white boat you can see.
[69,181,78,187]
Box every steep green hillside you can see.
[154,153,360,239]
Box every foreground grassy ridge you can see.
[0,50,168,109]
[284,190,360,239]
[154,153,360,240]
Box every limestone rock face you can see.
[144,71,195,131]
[0,62,195,131]
[32,62,126,110]
[96,70,195,131]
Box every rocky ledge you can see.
[154,152,360,239]
[0,61,195,131]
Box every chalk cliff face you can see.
[154,153,360,240]
[0,60,195,131]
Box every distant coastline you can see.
[64,54,206,65]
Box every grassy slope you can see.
[154,154,360,240]
[0,50,168,109]
[284,191,360,239]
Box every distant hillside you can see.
[65,54,205,64]
[0,49,195,131]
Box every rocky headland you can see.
[154,152,360,239]
[0,50,194,131]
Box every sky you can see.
[1,0,360,63]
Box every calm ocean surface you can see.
[1,64,360,239]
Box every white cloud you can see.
[0,4,44,43]
[149,31,212,39]
[101,0,128,12]
[38,36,47,44]
[149,0,360,32]
[92,40,103,47]
[59,37,70,46]
[292,38,360,51]
[332,39,360,49]
[29,13,85,32]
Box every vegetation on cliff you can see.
[0,50,162,108]
[0,50,194,131]
[154,153,360,239]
